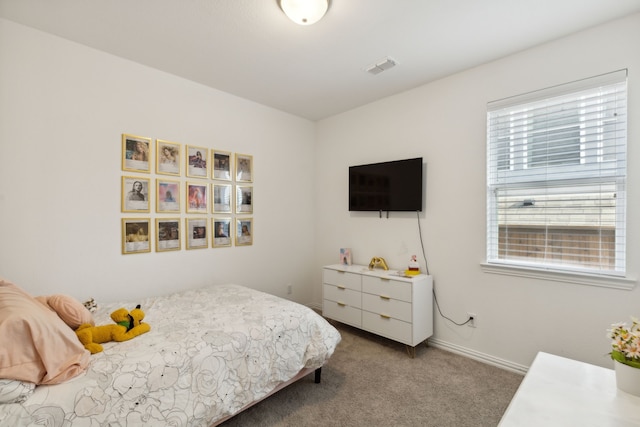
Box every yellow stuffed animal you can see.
[75,304,150,354]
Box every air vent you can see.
[365,57,397,75]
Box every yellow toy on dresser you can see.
[405,255,421,276]
[75,305,150,354]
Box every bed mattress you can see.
[0,284,341,426]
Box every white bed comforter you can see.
[1,284,341,426]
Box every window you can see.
[486,70,627,276]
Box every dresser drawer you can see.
[362,311,411,345]
[362,293,411,322]
[323,300,362,328]
[323,284,362,309]
[362,276,412,302]
[323,269,362,291]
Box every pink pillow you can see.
[0,279,90,385]
[36,294,95,329]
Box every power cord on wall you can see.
[416,211,474,327]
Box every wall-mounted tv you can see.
[349,157,423,212]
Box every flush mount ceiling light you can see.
[279,0,329,25]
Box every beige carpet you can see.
[221,320,524,427]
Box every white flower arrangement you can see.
[608,316,640,369]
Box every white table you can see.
[499,351,640,427]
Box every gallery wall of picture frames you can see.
[120,133,253,254]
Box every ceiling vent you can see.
[365,57,397,75]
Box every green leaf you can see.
[611,350,640,369]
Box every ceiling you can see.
[2,0,639,121]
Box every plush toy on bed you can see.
[83,298,98,313]
[75,305,151,354]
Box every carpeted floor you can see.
[221,320,524,427]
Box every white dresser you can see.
[322,264,433,351]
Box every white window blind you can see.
[486,70,627,276]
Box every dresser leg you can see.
[405,345,416,358]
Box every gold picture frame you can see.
[156,218,181,252]
[122,218,151,254]
[186,182,208,213]
[156,139,181,176]
[235,153,253,182]
[122,176,150,213]
[156,179,180,213]
[212,217,232,248]
[186,217,208,249]
[122,134,151,173]
[235,185,253,214]
[212,183,232,213]
[212,149,233,181]
[186,145,208,178]
[235,218,253,246]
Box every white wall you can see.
[2,13,639,372]
[314,13,640,369]
[0,19,317,304]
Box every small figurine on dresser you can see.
[406,255,420,276]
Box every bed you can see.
[0,281,341,426]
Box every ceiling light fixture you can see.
[279,0,329,26]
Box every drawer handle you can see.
[337,302,347,307]
[337,285,346,290]
[379,295,390,300]
[381,277,391,282]
[337,270,346,274]
[379,314,391,319]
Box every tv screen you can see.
[349,157,423,212]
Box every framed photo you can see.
[212,183,232,213]
[156,218,181,252]
[156,179,180,213]
[212,217,232,248]
[340,248,353,266]
[122,176,150,213]
[212,149,233,181]
[122,134,151,173]
[122,218,151,254]
[186,182,208,213]
[235,185,253,213]
[235,218,253,246]
[186,218,208,249]
[235,153,253,182]
[186,145,208,178]
[156,139,181,176]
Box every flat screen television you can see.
[349,157,423,212]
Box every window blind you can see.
[486,70,627,276]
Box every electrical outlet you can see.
[287,284,293,295]
[467,312,476,328]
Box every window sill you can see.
[480,262,636,291]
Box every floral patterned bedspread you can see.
[1,284,341,426]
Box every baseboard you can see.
[428,337,529,375]
[308,302,322,311]
[313,304,529,375]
